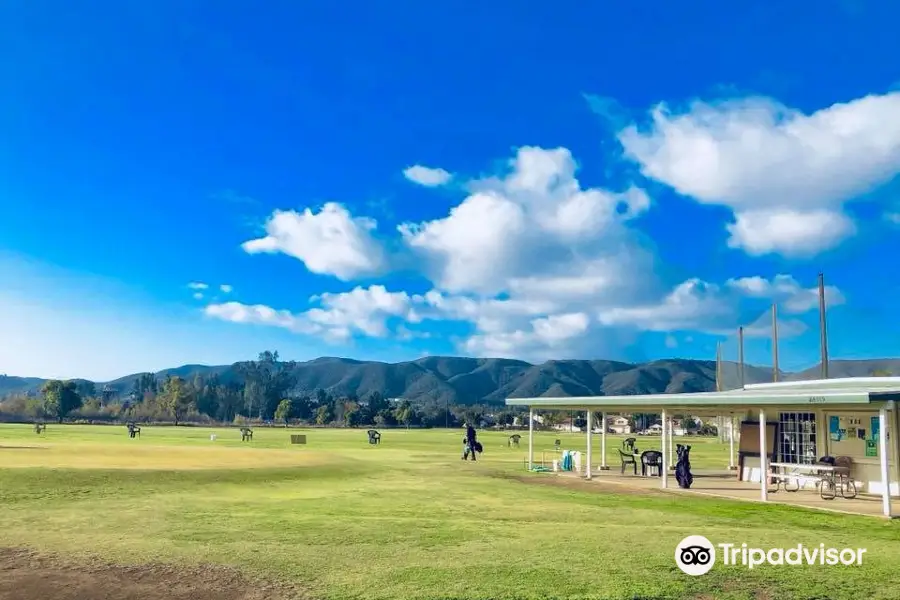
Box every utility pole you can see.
[772,304,779,382]
[818,273,829,379]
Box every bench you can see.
[126,423,141,438]
[240,427,253,442]
[508,434,521,448]
[768,458,857,500]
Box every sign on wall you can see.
[867,416,880,457]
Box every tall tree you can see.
[393,399,414,430]
[159,376,195,426]
[237,351,297,420]
[41,380,82,422]
[274,398,293,426]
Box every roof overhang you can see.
[504,377,900,412]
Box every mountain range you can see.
[1,357,897,406]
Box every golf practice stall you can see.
[506,377,900,518]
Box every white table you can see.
[768,462,856,500]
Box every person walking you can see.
[461,422,478,461]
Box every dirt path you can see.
[0,548,305,600]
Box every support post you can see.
[585,410,593,480]
[661,409,668,489]
[668,416,675,468]
[600,411,609,469]
[738,326,746,388]
[879,407,892,518]
[728,415,737,470]
[759,409,768,502]
[528,408,534,471]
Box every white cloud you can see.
[206,285,420,343]
[664,334,678,349]
[220,143,850,362]
[885,211,900,224]
[598,279,731,332]
[193,292,204,300]
[403,165,453,187]
[241,203,384,281]
[725,274,845,314]
[220,284,233,294]
[462,313,591,358]
[597,274,840,337]
[188,282,208,290]
[399,146,651,296]
[618,92,900,256]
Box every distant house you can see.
[606,416,632,434]
[644,423,663,435]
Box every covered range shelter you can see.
[506,377,900,518]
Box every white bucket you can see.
[210,434,217,441]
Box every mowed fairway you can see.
[2,425,900,600]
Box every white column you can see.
[528,408,534,471]
[879,407,892,518]
[668,416,675,469]
[585,411,593,480]
[600,411,608,469]
[661,409,668,489]
[759,409,768,502]
[728,415,736,470]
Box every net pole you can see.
[772,303,779,383]
[818,273,830,379]
[715,342,723,392]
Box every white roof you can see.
[505,377,900,411]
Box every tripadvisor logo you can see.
[675,536,867,575]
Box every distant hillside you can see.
[3,357,899,406]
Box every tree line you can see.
[0,351,526,428]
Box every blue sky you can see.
[2,1,900,380]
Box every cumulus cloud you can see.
[399,146,651,296]
[597,274,840,337]
[241,203,385,281]
[219,284,233,294]
[618,92,900,256]
[220,141,850,362]
[206,285,420,343]
[188,282,208,290]
[725,274,845,314]
[403,165,453,187]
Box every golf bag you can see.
[473,441,483,454]
[675,444,693,489]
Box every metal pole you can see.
[728,415,736,470]
[759,409,768,502]
[585,411,593,480]
[772,304,779,382]
[879,408,892,517]
[715,342,722,392]
[738,326,745,388]
[818,273,830,379]
[528,408,534,470]
[600,411,608,469]
[661,409,668,489]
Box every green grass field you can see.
[1,424,899,600]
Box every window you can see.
[778,412,817,464]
